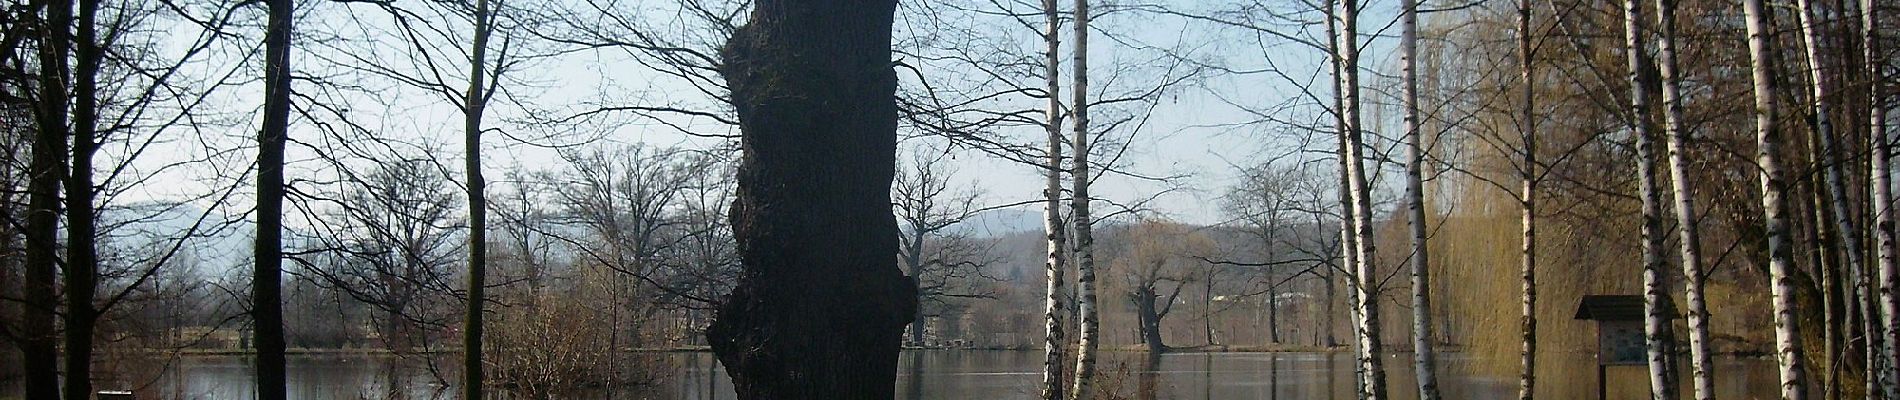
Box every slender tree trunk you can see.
[462,0,493,396]
[904,230,928,345]
[1653,0,1713,395]
[1339,0,1384,396]
[1808,143,1840,400]
[61,0,100,396]
[1039,0,1068,397]
[1516,0,1538,398]
[703,0,917,397]
[1068,0,1101,396]
[22,0,71,396]
[1866,0,1899,392]
[253,0,294,395]
[1795,0,1875,395]
[1399,0,1439,396]
[1323,0,1349,354]
[1623,0,1678,397]
[1742,0,1811,395]
[1268,282,1281,345]
[1329,0,1368,391]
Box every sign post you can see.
[1574,295,1674,400]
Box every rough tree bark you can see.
[1040,0,1068,396]
[461,0,494,396]
[703,0,918,397]
[22,0,71,396]
[1068,0,1101,396]
[1653,0,1713,395]
[253,0,293,396]
[1741,0,1810,395]
[61,0,100,396]
[1622,0,1677,397]
[1399,0,1440,396]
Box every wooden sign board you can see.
[1596,320,1645,366]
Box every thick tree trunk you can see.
[1039,0,1067,397]
[1741,0,1811,395]
[1515,1,1537,398]
[1399,0,1438,396]
[1068,0,1101,397]
[1653,0,1713,395]
[1135,287,1165,353]
[703,0,917,397]
[1622,0,1678,397]
[462,0,492,396]
[1338,0,1384,396]
[1866,0,1898,393]
[61,0,101,396]
[253,0,293,396]
[22,0,71,396]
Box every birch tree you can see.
[1867,0,1898,393]
[1338,0,1386,395]
[1515,0,1537,397]
[1741,0,1810,395]
[1653,0,1713,395]
[1040,0,1069,396]
[1069,0,1101,396]
[1621,0,1677,396]
[1400,0,1440,395]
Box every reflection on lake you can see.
[11,351,1786,399]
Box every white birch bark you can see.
[1338,0,1385,396]
[1866,0,1899,393]
[1794,0,1876,395]
[1742,0,1811,395]
[1400,0,1440,397]
[1621,0,1677,397]
[1067,0,1100,396]
[1516,1,1538,398]
[1039,0,1067,397]
[1652,0,1713,396]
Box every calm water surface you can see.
[18,351,1787,399]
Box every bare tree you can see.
[1653,0,1713,395]
[1336,0,1385,395]
[1867,0,1898,393]
[1740,0,1809,395]
[1068,0,1101,397]
[1039,0,1068,396]
[22,0,72,396]
[894,147,1000,345]
[253,0,293,394]
[306,159,464,353]
[1620,0,1676,396]
[1514,0,1537,397]
[1399,0,1439,395]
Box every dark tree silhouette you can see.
[253,0,293,396]
[704,0,917,397]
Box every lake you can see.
[12,350,1789,399]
